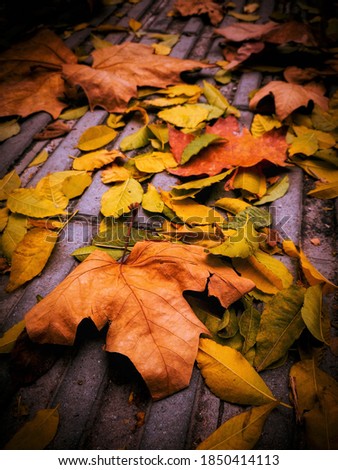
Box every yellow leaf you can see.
[129,18,142,32]
[106,113,125,129]
[144,96,189,108]
[0,170,21,201]
[72,149,122,171]
[197,338,277,405]
[7,188,66,218]
[59,105,89,120]
[209,220,261,258]
[1,214,28,259]
[6,228,58,292]
[308,180,338,199]
[0,207,9,232]
[289,131,319,156]
[228,11,260,21]
[152,43,171,55]
[100,178,144,217]
[171,170,233,200]
[162,193,224,226]
[215,197,250,214]
[283,239,336,292]
[301,284,330,344]
[119,126,151,151]
[0,319,25,353]
[0,119,20,142]
[197,402,278,450]
[142,183,164,213]
[28,149,49,168]
[254,285,306,371]
[4,407,59,449]
[158,104,209,128]
[203,80,240,118]
[233,250,293,294]
[158,84,202,98]
[254,175,289,206]
[91,33,113,50]
[251,114,282,137]
[101,164,131,183]
[134,152,177,173]
[62,172,92,198]
[291,157,338,183]
[233,167,267,198]
[77,125,118,151]
[244,3,260,13]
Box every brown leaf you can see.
[222,42,265,71]
[173,0,224,26]
[62,42,210,114]
[0,30,77,119]
[25,241,254,400]
[33,121,71,140]
[215,22,279,42]
[249,81,329,121]
[169,116,288,177]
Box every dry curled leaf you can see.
[173,0,224,26]
[33,121,71,140]
[25,241,254,400]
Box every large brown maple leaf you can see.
[173,0,224,26]
[62,42,211,113]
[25,241,254,400]
[0,29,77,119]
[169,116,288,177]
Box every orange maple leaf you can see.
[169,116,288,177]
[173,0,224,26]
[25,241,254,400]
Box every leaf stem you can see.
[279,401,293,409]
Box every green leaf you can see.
[239,297,261,355]
[7,188,66,218]
[228,206,272,229]
[0,119,20,142]
[142,183,164,213]
[4,407,59,449]
[301,284,330,344]
[0,319,26,353]
[119,126,152,151]
[181,133,225,165]
[77,125,118,151]
[93,220,162,248]
[59,105,89,120]
[197,338,277,406]
[217,308,239,339]
[0,170,21,201]
[100,178,143,217]
[170,170,233,200]
[71,245,125,262]
[203,80,240,117]
[197,402,278,450]
[254,175,289,205]
[254,285,306,371]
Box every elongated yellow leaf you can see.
[101,164,131,184]
[129,17,142,32]
[4,407,59,449]
[239,297,261,355]
[59,105,89,120]
[215,197,250,214]
[254,175,289,205]
[233,167,267,198]
[233,250,293,294]
[7,188,66,218]
[134,152,177,173]
[292,157,338,183]
[106,113,125,129]
[197,402,278,450]
[28,149,49,168]
[171,170,233,200]
[289,131,318,156]
[142,183,164,213]
[304,392,338,449]
[71,245,125,262]
[251,114,282,138]
[0,207,9,232]
[158,84,202,98]
[163,193,223,226]
[101,178,143,217]
[282,239,336,293]
[72,149,122,171]
[203,80,240,117]
[254,285,306,371]
[181,134,225,165]
[197,338,277,406]
[301,284,330,344]
[120,126,152,151]
[77,125,118,151]
[158,104,209,128]
[148,123,168,148]
[62,172,92,199]
[209,220,261,258]
[0,319,25,353]
[0,170,21,201]
[228,11,260,21]
[1,214,28,259]
[308,180,338,199]
[91,33,113,50]
[6,228,58,292]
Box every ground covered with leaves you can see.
[0,0,337,450]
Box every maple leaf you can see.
[169,116,288,177]
[173,0,224,26]
[62,42,210,113]
[0,30,77,119]
[25,241,254,400]
[249,81,329,121]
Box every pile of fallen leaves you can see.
[0,1,338,451]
